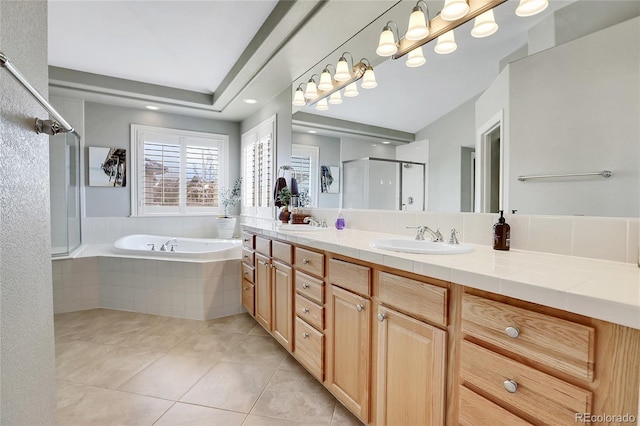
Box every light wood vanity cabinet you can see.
[254,252,272,330]
[240,233,255,316]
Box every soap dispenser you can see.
[493,210,510,251]
[335,210,345,230]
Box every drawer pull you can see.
[243,238,250,242]
[302,332,309,339]
[243,287,249,291]
[302,283,310,289]
[377,313,386,322]
[503,379,518,393]
[302,308,310,314]
[243,254,249,259]
[356,304,364,312]
[302,258,309,264]
[243,271,249,275]
[505,326,520,339]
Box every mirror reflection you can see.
[291,0,639,217]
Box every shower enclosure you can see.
[50,131,81,256]
[342,158,425,210]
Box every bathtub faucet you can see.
[160,238,177,252]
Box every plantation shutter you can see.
[186,145,219,207]
[143,142,180,206]
[291,154,311,196]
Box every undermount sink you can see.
[278,224,329,232]
[370,238,473,254]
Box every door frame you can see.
[475,110,507,213]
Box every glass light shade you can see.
[318,70,333,91]
[361,67,377,89]
[315,98,329,111]
[406,46,426,67]
[406,7,429,41]
[334,58,351,81]
[515,0,549,17]
[471,9,498,38]
[329,91,343,104]
[440,0,469,21]
[344,82,359,97]
[292,88,306,106]
[304,80,318,100]
[376,27,398,57]
[434,30,457,54]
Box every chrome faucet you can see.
[448,228,460,245]
[304,216,320,227]
[160,238,177,251]
[408,226,443,242]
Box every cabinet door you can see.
[241,279,255,316]
[272,260,293,351]
[376,305,447,426]
[255,253,272,330]
[326,285,370,422]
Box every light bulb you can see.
[406,46,426,67]
[315,98,329,111]
[406,6,429,41]
[304,80,318,100]
[292,88,306,106]
[361,67,377,89]
[441,0,469,21]
[471,9,498,38]
[344,82,359,97]
[376,26,398,57]
[329,91,343,104]
[515,0,549,17]
[334,58,351,81]
[318,69,333,91]
[434,30,457,54]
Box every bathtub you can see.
[113,234,242,261]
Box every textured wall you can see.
[0,1,56,424]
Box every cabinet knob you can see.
[302,283,310,289]
[302,258,309,264]
[270,264,275,269]
[302,308,310,314]
[505,326,520,339]
[377,313,386,322]
[356,304,364,312]
[243,271,249,275]
[243,287,249,291]
[243,254,249,259]
[243,238,249,242]
[503,379,518,393]
[302,332,309,339]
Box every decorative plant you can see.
[276,187,292,211]
[219,176,242,217]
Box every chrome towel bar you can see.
[517,170,612,182]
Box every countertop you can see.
[242,220,640,330]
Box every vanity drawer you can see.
[328,259,370,296]
[459,386,532,426]
[241,247,254,266]
[295,293,324,331]
[461,293,595,381]
[294,247,324,278]
[294,316,324,381]
[241,263,255,284]
[242,232,255,249]
[255,236,271,256]
[295,271,324,305]
[241,280,255,316]
[272,240,293,265]
[378,271,447,327]
[460,340,592,425]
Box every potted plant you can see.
[276,187,292,223]
[217,176,242,239]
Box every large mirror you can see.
[291,0,639,217]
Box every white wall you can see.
[340,137,396,162]
[0,1,56,424]
[509,17,639,216]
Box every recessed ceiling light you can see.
[243,99,258,104]
[372,144,377,147]
[382,141,391,144]
[308,130,317,134]
[146,106,159,110]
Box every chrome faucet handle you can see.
[320,219,328,228]
[146,243,156,251]
[434,228,444,242]
[448,228,460,245]
[170,243,178,252]
[407,226,427,240]
[160,244,167,251]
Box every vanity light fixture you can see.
[292,84,306,106]
[329,90,343,104]
[318,64,335,91]
[471,9,499,37]
[406,1,430,41]
[315,98,329,111]
[360,59,377,89]
[434,30,457,54]
[441,0,470,21]
[515,0,549,17]
[406,46,426,67]
[304,75,320,100]
[334,52,354,81]
[344,82,359,97]
[376,21,400,57]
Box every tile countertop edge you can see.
[241,223,640,331]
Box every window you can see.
[241,116,276,218]
[291,144,319,207]
[131,125,228,216]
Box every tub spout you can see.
[160,238,177,251]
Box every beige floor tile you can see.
[207,312,259,334]
[154,402,246,426]
[61,345,163,389]
[221,334,287,367]
[249,323,270,336]
[119,353,215,400]
[278,354,307,374]
[56,380,172,426]
[243,414,329,426]
[181,361,277,413]
[168,330,245,361]
[56,339,119,380]
[250,369,336,424]
[331,402,364,425]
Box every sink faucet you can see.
[408,226,443,242]
[160,238,177,252]
[304,216,320,227]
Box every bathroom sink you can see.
[370,238,473,254]
[278,224,329,232]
